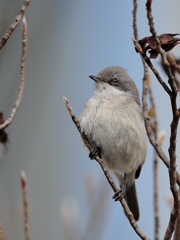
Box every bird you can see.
[79,66,147,221]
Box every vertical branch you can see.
[146,0,177,93]
[132,38,180,189]
[153,151,160,240]
[0,16,28,130]
[132,1,160,238]
[149,86,160,240]
[21,171,30,240]
[132,0,139,41]
[145,1,180,240]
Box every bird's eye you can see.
[111,78,118,83]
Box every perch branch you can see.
[0,16,27,130]
[63,96,151,240]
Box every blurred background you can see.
[0,0,179,239]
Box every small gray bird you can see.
[80,66,147,221]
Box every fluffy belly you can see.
[80,95,147,176]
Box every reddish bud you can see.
[22,16,27,36]
[21,171,27,190]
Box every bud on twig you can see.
[22,16,27,36]
[21,170,27,190]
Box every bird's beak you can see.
[89,75,102,82]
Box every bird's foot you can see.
[112,172,127,201]
[89,147,101,159]
[112,189,125,201]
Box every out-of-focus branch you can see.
[63,96,151,240]
[0,16,27,130]
[21,171,30,240]
[149,84,160,240]
[0,0,31,50]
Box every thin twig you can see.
[63,96,151,240]
[132,39,180,186]
[0,0,31,50]
[146,0,177,94]
[0,16,28,130]
[132,0,139,41]
[153,151,160,240]
[145,1,180,240]
[21,171,30,240]
[173,211,180,240]
[142,53,172,96]
[132,3,160,237]
[149,86,160,240]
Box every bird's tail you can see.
[125,182,139,221]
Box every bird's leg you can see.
[112,172,127,201]
[89,147,101,159]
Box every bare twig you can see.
[142,52,172,95]
[140,44,180,239]
[153,151,160,240]
[0,16,28,130]
[141,62,162,239]
[21,171,30,240]
[149,85,160,240]
[173,212,180,240]
[146,0,177,94]
[0,0,31,50]
[132,3,160,237]
[132,0,139,41]
[132,41,180,185]
[63,96,151,240]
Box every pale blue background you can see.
[0,0,179,239]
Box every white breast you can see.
[80,83,147,182]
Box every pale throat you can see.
[94,82,132,98]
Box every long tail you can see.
[125,182,139,221]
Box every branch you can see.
[21,171,30,240]
[132,39,180,185]
[0,16,28,130]
[0,0,31,50]
[132,2,160,238]
[132,0,139,41]
[133,39,172,96]
[149,86,160,240]
[63,96,151,240]
[146,0,177,95]
[145,1,180,240]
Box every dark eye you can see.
[111,78,118,84]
